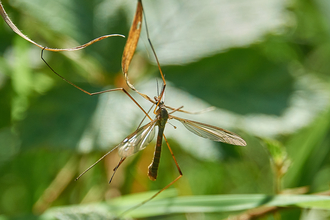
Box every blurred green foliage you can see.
[1,0,330,219]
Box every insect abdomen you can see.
[148,128,163,181]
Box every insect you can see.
[74,5,246,215]
[75,86,246,215]
[74,90,246,215]
[74,0,247,213]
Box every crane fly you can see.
[73,0,247,215]
[75,96,246,214]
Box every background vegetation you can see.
[1,0,330,219]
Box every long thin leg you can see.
[143,8,214,115]
[41,48,152,121]
[0,1,124,51]
[139,2,168,116]
[141,3,166,98]
[163,135,183,177]
[168,106,184,115]
[166,105,216,115]
[120,134,182,216]
[136,104,155,129]
[75,148,118,181]
[109,157,126,184]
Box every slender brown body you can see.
[148,105,169,181]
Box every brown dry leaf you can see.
[122,0,143,77]
[0,1,124,51]
[121,0,152,102]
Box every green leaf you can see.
[40,192,330,219]
[284,108,330,188]
[163,47,294,115]
[17,84,99,150]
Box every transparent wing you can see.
[118,120,157,158]
[171,116,246,146]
